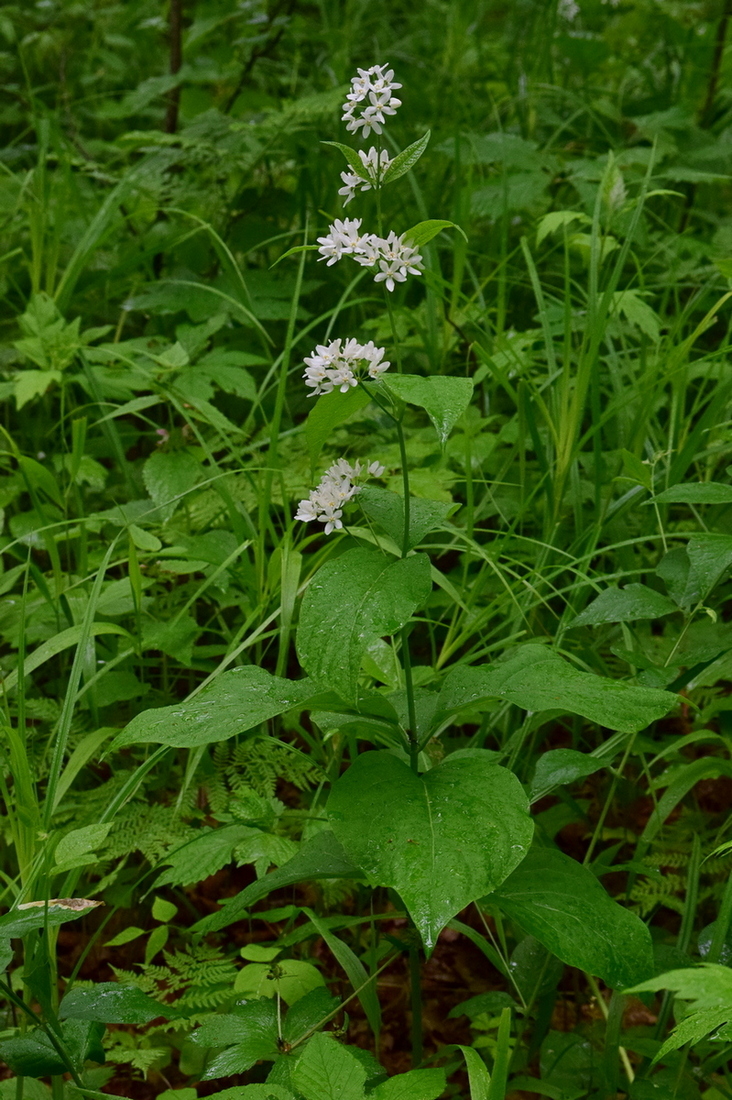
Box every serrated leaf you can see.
[154,825,260,887]
[14,370,63,410]
[491,848,654,989]
[385,374,473,445]
[402,219,464,249]
[612,289,660,341]
[436,644,675,733]
[292,1032,367,1100]
[536,210,590,246]
[571,583,678,627]
[327,750,533,950]
[382,131,431,186]
[296,548,432,703]
[142,449,202,522]
[111,666,317,749]
[373,1069,446,1100]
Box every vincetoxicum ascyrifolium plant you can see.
[1,59,693,1100]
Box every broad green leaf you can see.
[491,848,654,988]
[305,386,372,467]
[206,1088,294,1100]
[59,982,177,1023]
[234,959,325,1004]
[652,482,732,505]
[321,140,372,182]
[110,666,316,749]
[402,219,465,248]
[54,822,111,867]
[192,830,363,934]
[142,449,202,522]
[684,533,732,604]
[105,926,146,947]
[193,1000,279,1079]
[282,987,341,1044]
[571,583,677,627]
[529,749,606,802]
[129,523,162,551]
[536,210,590,246]
[0,1032,67,1078]
[303,907,381,1038]
[435,644,675,733]
[327,750,533,950]
[292,1032,367,1100]
[385,374,473,445]
[359,486,453,550]
[382,131,431,186]
[297,548,432,703]
[458,1047,490,1100]
[372,1069,446,1100]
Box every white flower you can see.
[302,337,390,396]
[338,148,392,206]
[369,232,424,292]
[558,0,580,18]
[341,64,402,139]
[295,457,386,535]
[316,218,366,265]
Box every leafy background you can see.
[3,0,732,1098]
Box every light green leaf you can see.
[192,830,363,934]
[129,524,162,551]
[151,896,177,923]
[297,548,432,703]
[436,644,675,733]
[54,823,111,867]
[142,449,202,522]
[327,750,533,950]
[491,848,654,988]
[105,926,146,948]
[612,290,660,341]
[234,959,325,1004]
[626,964,732,1061]
[571,583,678,627]
[529,749,606,802]
[385,374,473,445]
[372,1069,446,1100]
[382,131,431,186]
[305,386,372,468]
[458,1048,490,1100]
[403,219,465,248]
[14,370,63,410]
[653,482,732,505]
[111,667,317,749]
[536,210,590,246]
[359,487,453,550]
[684,533,732,604]
[292,1032,366,1100]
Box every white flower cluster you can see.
[303,337,390,396]
[341,64,402,139]
[295,458,385,535]
[317,219,423,292]
[339,147,392,206]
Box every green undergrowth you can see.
[3,1,732,1099]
